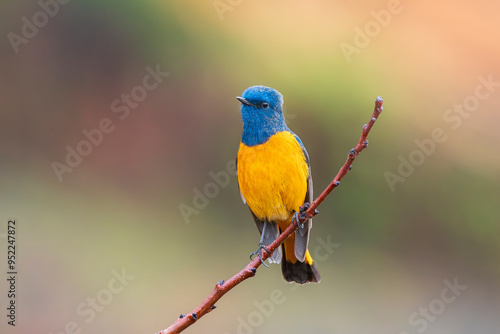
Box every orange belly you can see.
[237,131,309,222]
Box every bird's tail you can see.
[281,235,321,284]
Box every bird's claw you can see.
[250,243,271,267]
[294,202,317,228]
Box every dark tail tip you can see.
[281,260,321,284]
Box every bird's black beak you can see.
[236,96,254,107]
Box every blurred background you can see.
[1,1,499,333]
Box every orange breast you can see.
[237,131,309,222]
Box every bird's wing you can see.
[292,134,313,262]
[249,211,283,263]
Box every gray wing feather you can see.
[294,140,313,262]
[250,210,282,263]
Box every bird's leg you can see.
[249,221,271,267]
[293,202,319,228]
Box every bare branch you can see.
[158,96,384,334]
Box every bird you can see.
[235,85,321,284]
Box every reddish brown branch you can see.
[306,96,383,215]
[158,96,383,334]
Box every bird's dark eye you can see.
[262,102,269,109]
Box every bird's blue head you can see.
[237,85,289,146]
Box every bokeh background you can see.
[1,1,499,333]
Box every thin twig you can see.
[306,96,383,215]
[158,96,383,334]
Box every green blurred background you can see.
[1,1,499,333]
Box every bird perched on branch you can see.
[236,85,320,284]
